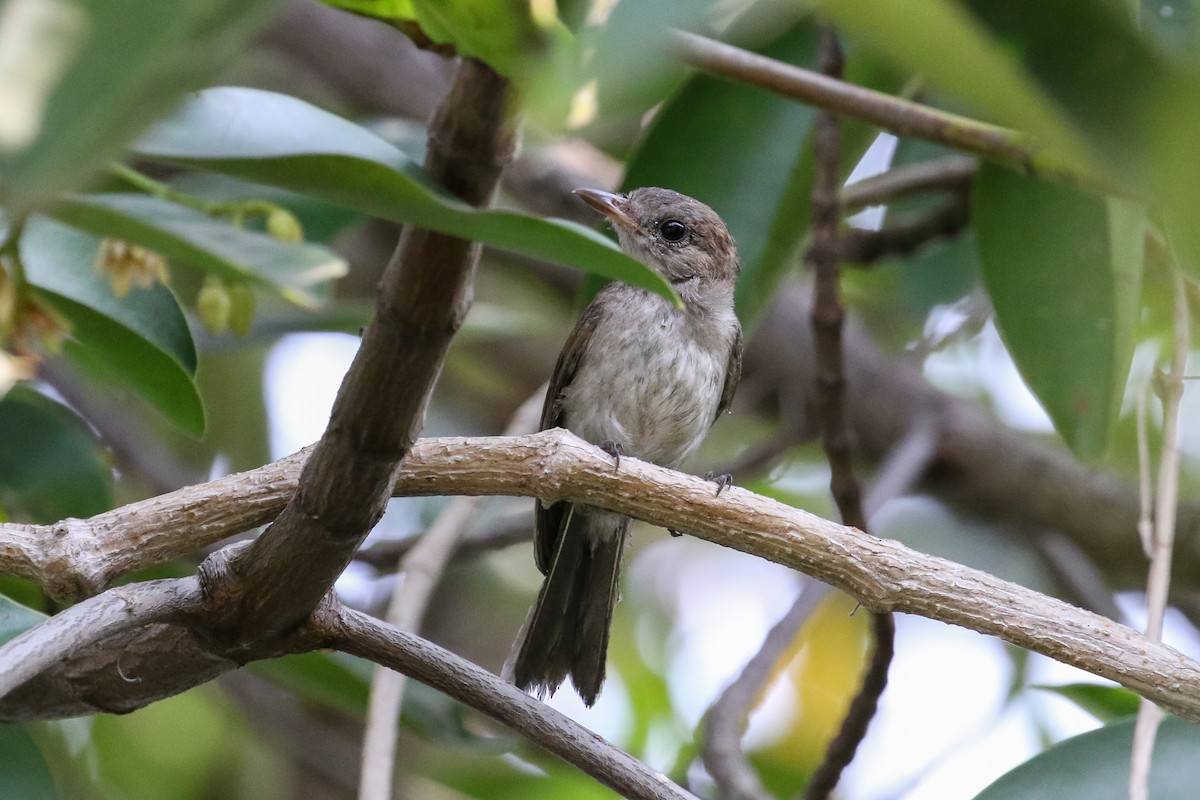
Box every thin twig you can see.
[803,29,893,800]
[702,581,831,800]
[353,511,530,570]
[840,197,971,265]
[319,605,699,800]
[669,30,1119,198]
[358,391,541,800]
[839,156,977,213]
[1130,268,1189,800]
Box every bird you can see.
[510,186,742,706]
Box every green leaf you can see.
[50,193,347,308]
[0,593,46,647]
[0,0,284,213]
[0,724,58,800]
[21,217,204,435]
[974,162,1136,459]
[1033,683,1140,723]
[0,386,112,522]
[622,13,905,323]
[973,716,1200,800]
[133,87,675,302]
[248,652,370,717]
[321,0,414,20]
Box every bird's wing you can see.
[714,321,743,424]
[534,297,608,574]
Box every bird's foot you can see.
[668,528,683,538]
[598,440,623,470]
[704,471,734,496]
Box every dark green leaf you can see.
[974,163,1137,459]
[134,87,674,302]
[0,593,46,647]
[0,386,112,522]
[0,724,57,800]
[973,716,1200,800]
[1033,683,1140,723]
[21,217,204,435]
[0,0,283,213]
[50,193,347,308]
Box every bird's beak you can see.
[574,188,636,230]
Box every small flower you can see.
[94,238,169,297]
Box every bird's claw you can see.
[599,440,623,470]
[668,528,683,538]
[704,471,734,496]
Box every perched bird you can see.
[511,187,743,706]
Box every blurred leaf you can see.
[0,593,46,646]
[0,724,57,800]
[974,162,1136,459]
[322,0,560,78]
[0,386,112,522]
[134,87,675,301]
[973,715,1200,800]
[50,193,347,308]
[21,217,204,435]
[0,0,283,213]
[92,687,247,800]
[753,591,869,794]
[248,652,369,717]
[1033,682,1140,723]
[321,0,414,19]
[623,14,905,323]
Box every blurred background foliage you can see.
[1,0,1199,798]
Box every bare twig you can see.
[353,511,530,570]
[668,30,1116,197]
[839,156,977,213]
[318,604,699,800]
[702,581,831,800]
[802,28,892,800]
[358,391,541,800]
[839,197,971,265]
[1130,269,1190,800]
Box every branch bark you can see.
[3,430,1200,724]
[219,58,516,641]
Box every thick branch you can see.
[223,59,516,639]
[4,430,1200,723]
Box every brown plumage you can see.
[511,187,743,706]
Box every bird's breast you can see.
[561,291,735,468]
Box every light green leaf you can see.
[974,162,1136,460]
[0,593,46,647]
[50,193,347,308]
[134,87,674,302]
[21,217,204,435]
[0,386,112,522]
[974,716,1200,800]
[1033,682,1140,723]
[0,0,283,213]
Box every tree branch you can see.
[4,430,1200,724]
[668,30,1117,197]
[319,604,698,800]
[219,59,517,640]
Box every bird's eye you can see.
[659,219,687,242]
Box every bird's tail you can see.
[510,507,627,707]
